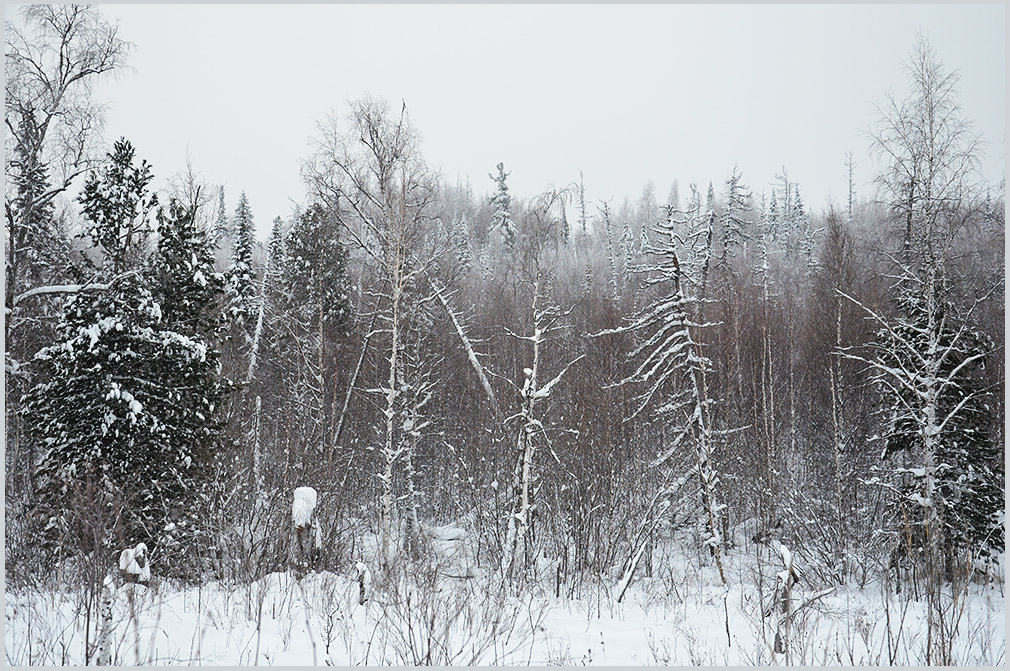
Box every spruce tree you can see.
[489,162,516,250]
[718,167,751,269]
[7,115,62,295]
[23,148,229,577]
[211,186,229,245]
[283,203,352,333]
[153,199,225,336]
[225,191,257,329]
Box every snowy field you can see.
[6,526,1004,666]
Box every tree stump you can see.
[118,542,150,584]
[291,487,322,576]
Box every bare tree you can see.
[855,34,998,664]
[600,202,729,626]
[5,4,128,315]
[500,277,583,579]
[305,97,439,570]
[870,33,982,268]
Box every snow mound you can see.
[292,487,317,527]
[119,542,150,583]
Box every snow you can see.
[118,542,150,583]
[7,542,1004,666]
[292,486,317,527]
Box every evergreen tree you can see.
[79,138,158,274]
[23,151,228,577]
[767,189,780,241]
[153,199,225,336]
[489,162,516,250]
[225,191,257,328]
[7,114,61,294]
[283,203,352,333]
[619,221,634,278]
[265,216,286,295]
[718,167,751,269]
[577,171,589,235]
[559,201,571,245]
[873,279,1003,567]
[211,186,229,245]
[453,212,473,274]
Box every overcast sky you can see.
[42,4,1008,239]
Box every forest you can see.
[5,5,1005,666]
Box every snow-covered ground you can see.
[6,529,1004,666]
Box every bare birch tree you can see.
[305,97,438,570]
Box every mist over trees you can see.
[5,6,1003,666]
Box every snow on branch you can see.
[428,274,502,419]
[534,354,585,400]
[11,270,141,307]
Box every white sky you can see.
[28,4,1009,239]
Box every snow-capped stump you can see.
[764,539,802,656]
[290,487,322,577]
[292,486,317,527]
[119,542,150,584]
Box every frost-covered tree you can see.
[599,201,620,302]
[80,138,158,275]
[210,186,229,245]
[603,205,728,596]
[6,116,63,308]
[25,192,228,573]
[559,201,570,245]
[502,277,582,579]
[5,115,71,488]
[619,221,634,280]
[489,162,516,250]
[863,280,1002,567]
[452,211,473,274]
[308,97,438,569]
[225,191,257,329]
[717,167,751,269]
[152,198,224,336]
[839,40,1002,659]
[576,171,589,235]
[284,203,352,333]
[5,4,127,313]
